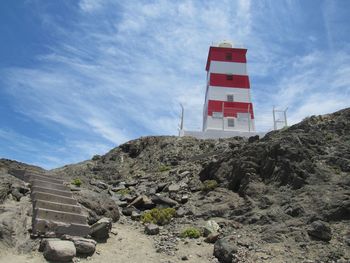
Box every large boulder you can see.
[62,235,96,256]
[308,220,332,241]
[151,195,178,207]
[214,235,238,263]
[203,220,220,237]
[90,217,112,242]
[75,189,120,224]
[43,240,76,262]
[127,195,154,210]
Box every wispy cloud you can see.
[0,128,112,169]
[0,0,349,168]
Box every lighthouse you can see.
[202,41,255,132]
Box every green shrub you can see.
[201,180,218,191]
[334,166,341,174]
[159,165,171,172]
[116,188,131,195]
[325,134,334,141]
[71,178,82,187]
[180,227,201,239]
[141,208,176,225]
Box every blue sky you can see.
[0,0,349,169]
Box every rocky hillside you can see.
[52,107,350,262]
[0,107,349,262]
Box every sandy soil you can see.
[79,222,215,263]
[0,247,46,263]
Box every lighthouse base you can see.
[179,129,266,139]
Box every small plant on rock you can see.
[159,165,171,172]
[201,180,218,192]
[116,188,131,196]
[71,178,82,187]
[180,227,202,239]
[141,208,176,225]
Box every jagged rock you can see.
[90,217,112,241]
[119,194,134,202]
[214,236,238,263]
[203,220,220,237]
[168,184,180,192]
[75,189,120,224]
[308,220,332,241]
[127,195,154,210]
[43,240,76,262]
[151,195,178,207]
[145,224,159,235]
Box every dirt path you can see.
[0,221,215,263]
[80,221,215,263]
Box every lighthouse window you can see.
[225,53,232,60]
[227,95,234,102]
[227,118,235,127]
[226,74,233,80]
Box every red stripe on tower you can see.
[207,100,254,119]
[203,41,255,132]
[209,73,250,89]
[205,47,247,70]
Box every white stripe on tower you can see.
[209,61,247,75]
[207,86,252,103]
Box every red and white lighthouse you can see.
[203,41,255,132]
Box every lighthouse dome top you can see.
[218,40,233,48]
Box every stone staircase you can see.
[10,169,90,237]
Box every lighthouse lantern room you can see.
[203,41,255,132]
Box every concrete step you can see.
[33,218,90,237]
[33,200,81,214]
[33,208,87,225]
[32,192,77,205]
[32,179,70,191]
[34,200,82,214]
[31,186,73,198]
[29,174,64,184]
